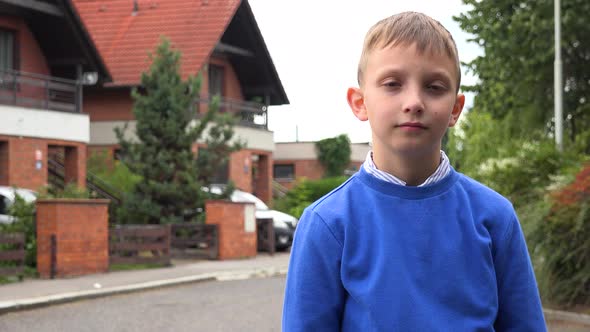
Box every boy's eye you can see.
[383,81,401,88]
[426,84,447,93]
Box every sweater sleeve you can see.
[282,208,345,332]
[493,213,547,331]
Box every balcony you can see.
[195,95,268,130]
[0,69,81,113]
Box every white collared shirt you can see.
[363,150,451,187]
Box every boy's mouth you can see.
[397,122,427,129]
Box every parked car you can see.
[0,186,37,225]
[208,186,298,251]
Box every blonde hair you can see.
[357,12,461,91]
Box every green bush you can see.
[41,183,91,199]
[0,194,36,268]
[315,134,352,177]
[87,150,141,193]
[530,164,590,307]
[471,139,582,207]
[273,176,348,218]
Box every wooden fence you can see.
[109,225,171,266]
[0,232,25,279]
[170,223,218,260]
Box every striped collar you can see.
[362,150,451,187]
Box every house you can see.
[0,0,111,191]
[71,0,289,203]
[273,142,371,189]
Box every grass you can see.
[0,266,37,285]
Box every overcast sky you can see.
[248,0,483,143]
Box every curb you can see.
[544,308,590,326]
[0,267,287,315]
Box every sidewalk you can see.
[0,252,290,314]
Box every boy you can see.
[282,12,546,331]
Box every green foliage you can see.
[447,112,586,207]
[0,194,36,268]
[87,150,141,193]
[455,0,590,141]
[450,0,590,309]
[529,164,590,307]
[115,37,241,224]
[40,183,91,199]
[315,134,352,177]
[273,176,348,218]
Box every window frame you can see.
[273,164,295,181]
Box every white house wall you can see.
[274,142,371,162]
[0,105,89,143]
[90,120,275,152]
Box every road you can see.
[0,276,286,332]
[0,275,587,331]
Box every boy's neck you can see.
[372,147,442,186]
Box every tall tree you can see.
[455,0,590,143]
[115,37,240,224]
[315,134,352,177]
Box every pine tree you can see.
[115,37,241,224]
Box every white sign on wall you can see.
[244,204,256,233]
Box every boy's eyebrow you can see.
[374,67,454,84]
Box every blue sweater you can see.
[283,166,546,331]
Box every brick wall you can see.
[36,199,110,278]
[0,135,87,191]
[205,200,257,260]
[228,149,252,193]
[84,88,135,121]
[0,16,50,75]
[0,141,7,186]
[274,159,324,190]
[206,57,244,100]
[274,160,364,190]
[254,152,272,204]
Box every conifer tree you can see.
[115,37,241,224]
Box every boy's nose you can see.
[403,90,424,114]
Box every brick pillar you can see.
[205,200,257,260]
[229,150,252,192]
[36,199,109,278]
[64,146,86,189]
[256,153,272,204]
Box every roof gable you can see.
[71,0,240,86]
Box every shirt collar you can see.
[362,150,451,187]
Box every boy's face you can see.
[348,43,464,160]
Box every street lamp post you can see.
[554,0,563,151]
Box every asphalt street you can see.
[0,276,286,332]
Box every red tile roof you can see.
[71,0,240,86]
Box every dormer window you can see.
[208,64,224,98]
[0,29,16,72]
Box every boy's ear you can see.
[448,93,465,127]
[347,87,368,121]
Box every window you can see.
[208,65,224,98]
[0,29,17,91]
[274,164,295,180]
[0,29,16,72]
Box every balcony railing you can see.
[0,69,81,113]
[195,95,268,130]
